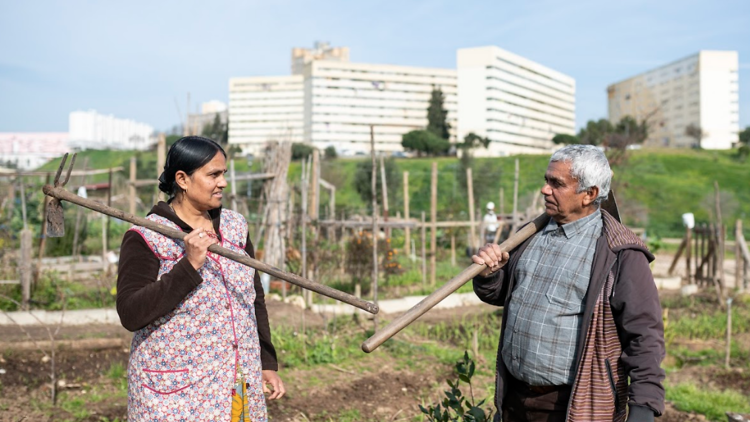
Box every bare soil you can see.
[0,297,736,421]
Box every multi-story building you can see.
[607,51,739,149]
[228,75,305,152]
[69,110,155,150]
[0,132,69,170]
[457,46,576,156]
[302,60,456,155]
[230,43,573,156]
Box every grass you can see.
[666,382,750,421]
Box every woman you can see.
[117,136,284,421]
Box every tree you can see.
[684,123,705,148]
[324,146,337,160]
[461,132,491,149]
[577,119,614,146]
[291,143,314,160]
[401,130,451,157]
[737,126,750,161]
[551,134,581,145]
[739,126,750,146]
[427,87,451,140]
[201,114,228,145]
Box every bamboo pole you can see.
[403,171,410,254]
[20,229,32,310]
[736,221,742,292]
[430,162,437,286]
[467,168,476,250]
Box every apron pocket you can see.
[142,368,193,395]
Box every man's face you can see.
[541,160,596,224]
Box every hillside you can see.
[37,148,750,238]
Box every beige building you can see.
[607,51,739,149]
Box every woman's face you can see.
[176,152,228,211]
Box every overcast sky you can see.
[1,0,749,133]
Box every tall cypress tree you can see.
[427,87,451,140]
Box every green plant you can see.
[419,351,493,422]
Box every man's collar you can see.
[545,208,601,239]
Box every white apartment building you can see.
[69,110,155,150]
[302,61,457,154]
[228,75,305,152]
[607,51,739,149]
[0,132,69,170]
[457,46,576,156]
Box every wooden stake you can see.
[421,211,426,287]
[403,171,410,255]
[20,229,32,310]
[467,168,476,250]
[157,133,166,202]
[736,221,742,292]
[512,158,519,230]
[301,160,309,306]
[499,187,505,215]
[370,125,379,326]
[230,159,237,212]
[430,162,437,286]
[129,156,137,215]
[451,233,456,267]
[715,181,725,295]
[35,173,51,285]
[379,155,390,238]
[726,297,733,368]
[311,149,320,225]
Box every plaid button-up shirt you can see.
[502,209,602,386]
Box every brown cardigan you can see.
[116,202,278,371]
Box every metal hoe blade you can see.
[45,153,77,238]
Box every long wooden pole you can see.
[430,162,437,286]
[361,213,551,352]
[43,184,378,314]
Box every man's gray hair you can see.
[550,145,611,204]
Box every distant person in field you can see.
[483,201,499,243]
[472,145,665,422]
[116,136,284,421]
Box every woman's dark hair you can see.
[158,136,227,197]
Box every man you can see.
[483,202,499,243]
[472,145,664,422]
